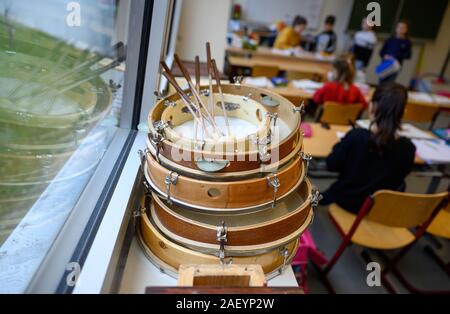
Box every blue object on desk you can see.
[271,77,288,86]
[433,128,450,145]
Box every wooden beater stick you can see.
[173,54,222,136]
[211,58,231,136]
[205,42,215,119]
[194,56,201,139]
[160,62,211,138]
[173,55,208,137]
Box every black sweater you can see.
[321,128,416,213]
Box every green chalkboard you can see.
[348,0,448,40]
[399,0,448,39]
[348,0,400,34]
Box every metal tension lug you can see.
[266,173,280,208]
[310,189,323,208]
[154,120,169,134]
[293,101,306,114]
[133,206,146,219]
[216,221,228,265]
[258,144,271,163]
[300,152,312,176]
[165,171,179,204]
[149,132,164,163]
[164,99,177,107]
[279,247,290,274]
[266,112,278,127]
[243,93,252,101]
[232,75,243,87]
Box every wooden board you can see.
[177,264,266,287]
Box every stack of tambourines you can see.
[137,81,321,280]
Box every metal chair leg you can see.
[424,245,450,277]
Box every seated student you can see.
[312,58,367,108]
[273,16,308,50]
[378,20,412,83]
[352,17,377,69]
[320,82,416,213]
[315,15,337,54]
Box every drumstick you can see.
[194,56,200,140]
[161,71,211,139]
[205,42,215,121]
[194,55,200,93]
[160,62,212,139]
[160,62,202,126]
[211,58,231,136]
[173,54,222,137]
[172,55,208,138]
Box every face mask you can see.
[327,70,335,82]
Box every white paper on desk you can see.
[356,120,434,140]
[408,91,434,103]
[412,139,450,164]
[408,92,450,106]
[336,131,346,139]
[292,79,323,90]
[243,76,274,88]
[271,48,293,56]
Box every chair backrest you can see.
[252,65,279,78]
[403,102,439,123]
[318,101,364,125]
[366,190,449,228]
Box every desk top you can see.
[226,46,335,64]
[228,55,331,79]
[303,122,426,165]
[270,85,449,109]
[269,83,374,103]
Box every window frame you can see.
[22,0,156,293]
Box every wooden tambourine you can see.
[160,92,271,151]
[149,178,312,252]
[145,136,304,181]
[137,201,299,278]
[144,150,305,211]
[148,84,303,173]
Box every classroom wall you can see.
[175,0,231,71]
[419,3,450,79]
[234,0,450,82]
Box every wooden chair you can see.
[425,201,450,276]
[251,64,279,78]
[313,190,448,294]
[403,102,440,130]
[316,101,364,125]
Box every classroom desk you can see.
[226,47,333,81]
[303,122,425,164]
[270,84,448,110]
[267,83,374,105]
[303,122,450,193]
[407,91,450,109]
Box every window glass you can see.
[0,0,130,292]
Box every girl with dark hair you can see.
[312,57,367,107]
[320,82,416,213]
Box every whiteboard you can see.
[244,0,324,29]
